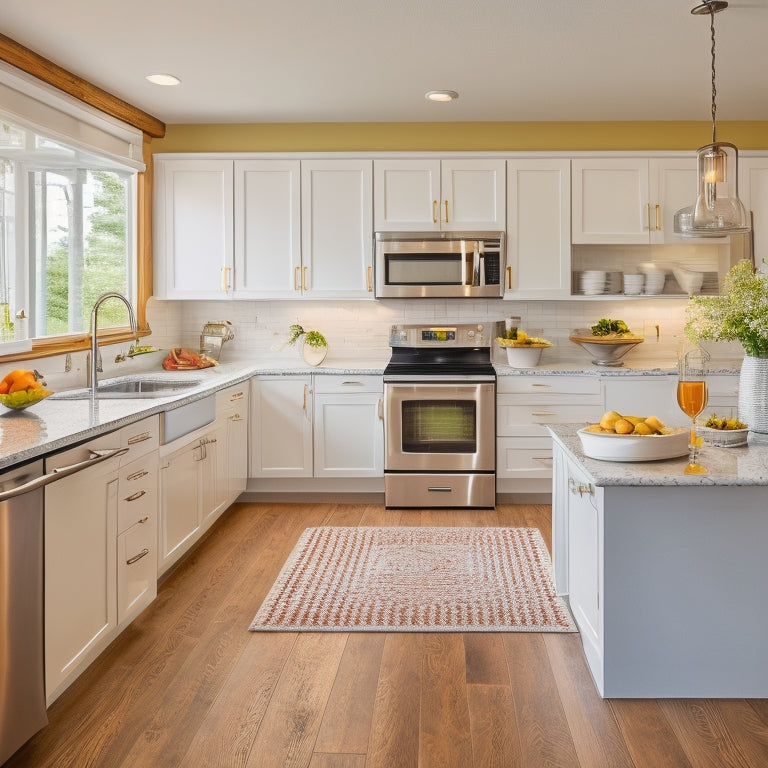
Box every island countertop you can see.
[547,422,768,486]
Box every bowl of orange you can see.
[0,369,53,410]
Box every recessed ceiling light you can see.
[425,90,459,102]
[145,73,181,86]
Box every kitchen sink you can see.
[51,376,204,400]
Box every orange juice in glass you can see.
[677,347,709,474]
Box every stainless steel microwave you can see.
[374,231,506,298]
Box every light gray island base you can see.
[548,423,768,698]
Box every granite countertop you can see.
[547,423,768,487]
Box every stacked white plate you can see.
[638,263,667,295]
[622,273,645,295]
[580,270,607,295]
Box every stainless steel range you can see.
[383,323,496,508]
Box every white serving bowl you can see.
[569,331,644,366]
[672,266,704,296]
[578,427,689,462]
[505,346,544,368]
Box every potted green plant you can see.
[288,323,328,366]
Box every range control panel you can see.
[388,323,490,348]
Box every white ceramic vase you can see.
[303,340,328,366]
[737,355,768,442]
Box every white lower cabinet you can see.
[250,374,384,479]
[44,416,159,705]
[250,375,313,477]
[496,375,604,496]
[159,384,249,576]
[313,376,383,477]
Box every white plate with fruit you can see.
[578,410,689,462]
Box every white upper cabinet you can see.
[505,159,571,298]
[301,159,374,298]
[233,159,301,298]
[740,157,768,271]
[374,159,505,231]
[572,158,651,244]
[572,156,717,245]
[153,158,234,299]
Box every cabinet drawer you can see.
[118,455,158,534]
[497,403,605,436]
[313,375,383,394]
[117,517,157,625]
[216,383,249,409]
[497,376,601,397]
[497,437,553,478]
[120,416,160,457]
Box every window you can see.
[0,121,136,345]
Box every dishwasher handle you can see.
[0,447,129,501]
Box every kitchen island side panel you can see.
[601,484,768,698]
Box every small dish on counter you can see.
[697,425,748,447]
[578,426,689,462]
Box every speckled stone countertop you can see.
[0,353,741,473]
[547,423,768,487]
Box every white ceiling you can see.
[2,0,767,126]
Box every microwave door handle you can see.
[473,243,480,286]
[478,242,486,286]
[461,242,468,286]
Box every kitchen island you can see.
[548,423,768,698]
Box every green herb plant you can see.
[288,323,327,348]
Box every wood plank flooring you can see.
[6,502,768,768]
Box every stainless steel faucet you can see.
[89,291,138,395]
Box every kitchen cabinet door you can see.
[233,159,301,298]
[216,384,250,505]
[373,159,441,230]
[44,445,121,704]
[741,157,768,272]
[250,376,313,477]
[572,158,650,244]
[313,391,384,477]
[373,158,505,231]
[301,160,374,298]
[566,459,603,681]
[505,159,570,297]
[158,439,202,573]
[153,157,234,299]
[440,159,506,231]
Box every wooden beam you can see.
[0,32,165,138]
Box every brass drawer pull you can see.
[126,548,150,566]
[126,469,149,481]
[124,490,146,502]
[127,432,152,445]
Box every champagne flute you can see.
[677,347,709,474]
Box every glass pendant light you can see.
[674,1,750,237]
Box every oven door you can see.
[384,382,495,472]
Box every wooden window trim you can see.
[0,33,165,363]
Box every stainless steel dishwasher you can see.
[0,447,127,765]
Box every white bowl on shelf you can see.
[580,270,607,295]
[622,273,645,295]
[672,266,704,295]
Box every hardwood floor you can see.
[6,503,768,768]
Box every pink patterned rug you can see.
[249,526,576,632]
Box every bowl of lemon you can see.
[578,410,688,462]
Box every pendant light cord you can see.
[708,1,718,143]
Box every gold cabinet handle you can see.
[444,200,449,223]
[302,265,308,291]
[126,548,150,566]
[377,397,383,420]
[506,265,513,290]
[294,266,300,291]
[655,204,661,231]
[220,266,231,292]
[124,489,146,502]
[303,384,308,411]
[127,432,152,445]
[646,203,652,232]
[366,264,373,292]
[432,200,438,224]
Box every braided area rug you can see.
[249,526,576,632]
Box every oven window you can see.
[401,400,476,453]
